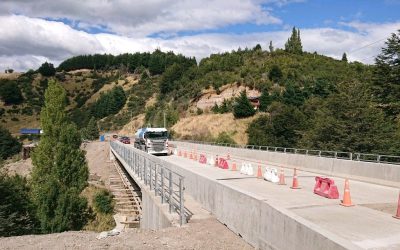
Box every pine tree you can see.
[285,27,303,54]
[233,90,256,118]
[372,30,400,117]
[31,80,89,233]
[341,52,348,62]
[82,117,99,140]
[269,41,274,53]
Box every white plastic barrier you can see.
[208,156,214,166]
[240,163,254,176]
[264,167,279,183]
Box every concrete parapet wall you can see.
[172,141,400,187]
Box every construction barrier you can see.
[218,158,229,169]
[240,163,254,176]
[314,177,339,199]
[199,154,207,164]
[207,156,214,166]
[264,168,279,183]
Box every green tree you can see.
[300,81,396,153]
[259,89,272,112]
[31,80,89,233]
[268,65,283,82]
[38,62,56,77]
[82,117,99,140]
[233,90,256,118]
[341,52,348,62]
[0,80,23,105]
[247,102,306,147]
[372,30,400,117]
[269,41,274,53]
[285,27,303,54]
[0,126,21,160]
[0,173,38,236]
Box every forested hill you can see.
[1,29,399,156]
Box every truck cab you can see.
[134,128,169,155]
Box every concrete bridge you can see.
[110,140,400,250]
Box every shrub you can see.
[94,190,114,214]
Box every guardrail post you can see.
[161,168,164,204]
[179,178,185,226]
[155,165,158,196]
[349,152,353,160]
[169,171,173,213]
[357,153,360,161]
[377,155,381,163]
[318,151,321,157]
[306,150,308,155]
[149,163,153,190]
[284,148,287,153]
[334,152,337,158]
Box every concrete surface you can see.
[172,141,400,188]
[161,145,400,250]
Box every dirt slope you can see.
[172,113,261,145]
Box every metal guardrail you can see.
[110,141,191,225]
[173,140,400,165]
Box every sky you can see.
[0,0,399,72]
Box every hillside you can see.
[1,29,399,155]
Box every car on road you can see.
[119,136,130,144]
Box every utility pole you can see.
[163,112,166,128]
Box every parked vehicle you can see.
[119,136,130,144]
[134,128,169,155]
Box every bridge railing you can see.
[110,141,190,225]
[173,140,400,165]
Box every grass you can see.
[82,184,116,232]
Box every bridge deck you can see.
[161,151,400,249]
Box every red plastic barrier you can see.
[314,177,339,199]
[199,154,207,164]
[218,158,229,169]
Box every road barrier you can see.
[264,168,279,183]
[199,154,207,164]
[313,177,339,199]
[394,192,400,219]
[218,158,229,169]
[174,140,400,165]
[241,163,254,176]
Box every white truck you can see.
[134,127,169,155]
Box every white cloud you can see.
[0,0,283,37]
[0,15,399,72]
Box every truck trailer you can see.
[134,127,169,155]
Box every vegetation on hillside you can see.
[0,126,21,159]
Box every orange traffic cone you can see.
[194,152,198,161]
[393,191,400,219]
[290,168,301,189]
[227,152,231,160]
[231,161,237,171]
[278,169,286,185]
[184,151,187,158]
[340,179,354,207]
[189,151,193,160]
[178,150,182,157]
[215,155,219,167]
[257,164,263,179]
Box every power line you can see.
[348,37,386,55]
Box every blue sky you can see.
[0,0,399,71]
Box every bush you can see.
[233,91,256,118]
[94,190,113,214]
[0,126,22,159]
[0,80,23,105]
[215,132,236,144]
